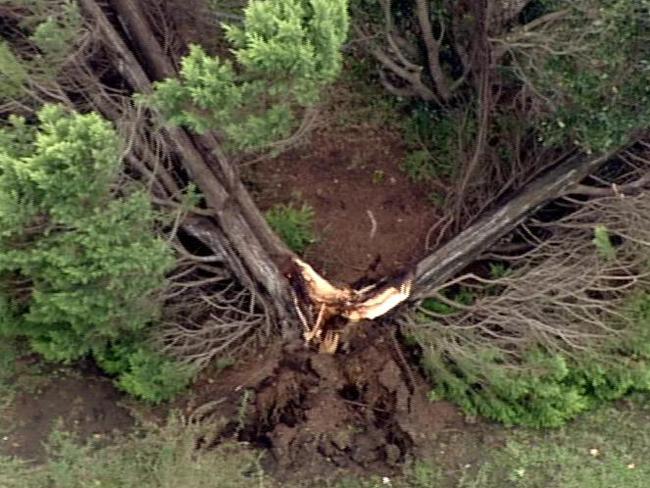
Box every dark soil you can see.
[182,323,468,484]
[252,119,436,284]
[0,361,134,463]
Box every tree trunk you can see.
[412,148,620,298]
[79,0,295,326]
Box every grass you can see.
[265,202,316,254]
[0,352,648,488]
[0,341,19,439]
[0,415,271,488]
[476,394,650,488]
[336,394,650,488]
[0,338,47,406]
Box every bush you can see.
[265,202,316,254]
[515,0,650,153]
[401,106,473,182]
[0,106,191,402]
[0,1,84,107]
[417,290,650,427]
[148,0,349,152]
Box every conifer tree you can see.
[149,0,349,151]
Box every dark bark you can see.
[109,0,291,261]
[412,148,621,298]
[79,0,294,324]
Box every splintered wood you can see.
[287,257,413,353]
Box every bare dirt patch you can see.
[164,0,438,285]
[252,120,436,284]
[0,361,134,463]
[183,323,467,484]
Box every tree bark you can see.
[411,148,621,298]
[79,0,294,324]
[108,0,291,261]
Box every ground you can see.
[180,325,469,484]
[251,101,435,284]
[0,356,134,463]
[3,348,650,487]
[249,60,436,284]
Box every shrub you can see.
[148,0,349,152]
[416,286,650,428]
[0,1,84,107]
[0,105,191,402]
[514,0,650,153]
[401,107,472,182]
[411,194,650,427]
[265,202,316,254]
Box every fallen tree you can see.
[78,0,646,358]
[41,0,648,362]
[2,2,650,416]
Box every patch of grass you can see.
[401,149,438,182]
[339,394,650,488]
[0,340,19,438]
[0,340,18,395]
[326,55,405,131]
[0,414,271,488]
[465,394,650,488]
[265,202,316,254]
[0,338,46,408]
[371,169,385,184]
[400,106,468,183]
[2,388,649,488]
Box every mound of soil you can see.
[184,324,464,483]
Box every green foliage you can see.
[0,0,84,105]
[371,169,385,184]
[28,1,82,57]
[265,202,316,254]
[401,106,471,182]
[148,0,349,151]
[401,149,438,183]
[0,42,29,101]
[525,0,650,153]
[420,287,475,315]
[93,337,195,405]
[593,224,616,260]
[0,415,269,488]
[471,395,650,488]
[417,289,650,427]
[488,262,511,279]
[422,345,588,427]
[0,106,190,402]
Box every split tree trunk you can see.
[412,148,620,298]
[80,0,622,330]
